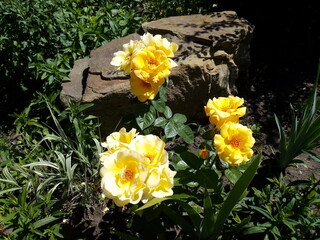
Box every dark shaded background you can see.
[216,1,320,91]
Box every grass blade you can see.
[210,153,261,240]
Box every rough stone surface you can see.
[60,11,254,135]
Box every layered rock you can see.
[60,11,254,135]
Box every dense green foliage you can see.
[0,0,141,120]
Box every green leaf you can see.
[197,168,219,189]
[179,151,202,170]
[250,206,274,220]
[173,113,187,124]
[77,103,94,112]
[225,167,242,185]
[175,160,189,170]
[1,167,19,186]
[154,117,168,128]
[177,124,195,144]
[164,106,173,119]
[271,225,281,239]
[151,99,166,113]
[171,193,196,200]
[136,111,155,130]
[136,197,170,211]
[202,129,214,141]
[176,201,202,230]
[242,226,267,235]
[23,161,59,170]
[161,204,196,238]
[164,120,179,138]
[0,187,22,196]
[33,216,58,229]
[18,185,28,210]
[303,150,320,162]
[200,188,215,238]
[274,114,288,168]
[209,153,262,240]
[282,218,297,232]
[159,85,167,101]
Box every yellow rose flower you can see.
[100,149,148,206]
[204,96,246,128]
[142,165,176,202]
[140,32,178,58]
[131,45,173,85]
[214,122,255,166]
[110,40,138,74]
[129,72,162,102]
[130,134,168,169]
[101,128,138,155]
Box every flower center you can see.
[141,80,152,89]
[121,169,134,182]
[145,154,154,163]
[221,106,231,112]
[230,138,241,149]
[126,53,132,60]
[148,59,157,66]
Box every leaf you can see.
[202,129,214,141]
[77,103,94,113]
[151,99,166,113]
[1,167,19,186]
[209,153,262,240]
[175,160,189,170]
[0,187,22,196]
[177,124,194,144]
[164,106,173,119]
[242,226,267,235]
[303,150,320,162]
[154,117,168,128]
[136,197,170,211]
[225,167,242,185]
[23,161,60,171]
[282,218,297,232]
[171,193,196,200]
[200,188,215,238]
[197,168,219,189]
[274,114,288,168]
[161,204,196,238]
[179,151,202,170]
[159,85,167,101]
[250,206,274,220]
[173,113,187,124]
[33,216,58,229]
[176,201,202,230]
[164,120,179,138]
[18,185,28,210]
[136,111,155,130]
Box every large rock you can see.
[60,11,254,135]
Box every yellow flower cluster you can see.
[100,128,176,206]
[204,96,255,166]
[111,33,178,102]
